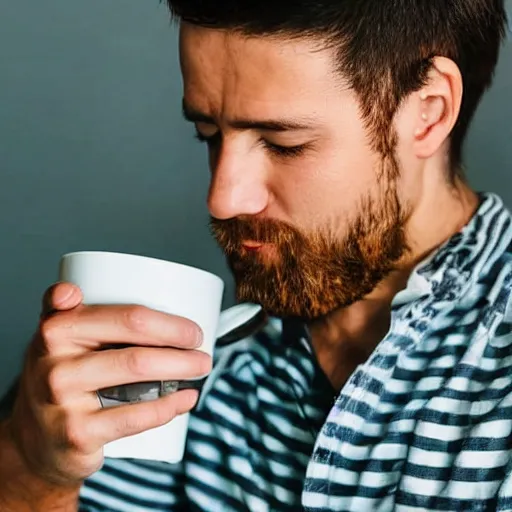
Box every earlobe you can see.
[413,57,463,159]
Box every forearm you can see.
[0,417,81,511]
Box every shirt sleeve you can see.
[79,457,188,511]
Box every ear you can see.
[412,57,463,159]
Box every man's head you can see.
[170,0,507,320]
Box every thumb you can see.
[41,282,83,317]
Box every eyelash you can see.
[194,132,308,158]
[263,141,308,158]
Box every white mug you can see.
[58,251,259,464]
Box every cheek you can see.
[268,144,380,229]
[393,135,423,204]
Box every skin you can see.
[0,22,480,508]
[179,24,479,389]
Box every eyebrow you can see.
[182,101,316,132]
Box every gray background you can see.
[0,0,510,395]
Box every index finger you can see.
[41,304,203,354]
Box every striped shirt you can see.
[80,192,512,511]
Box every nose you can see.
[207,145,269,220]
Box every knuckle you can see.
[79,453,104,477]
[121,348,150,378]
[62,416,90,453]
[39,315,66,352]
[88,455,104,475]
[123,305,150,334]
[46,364,69,404]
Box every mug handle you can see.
[97,304,265,406]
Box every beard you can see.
[210,161,409,321]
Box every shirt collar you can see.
[393,192,511,308]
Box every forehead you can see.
[179,23,349,117]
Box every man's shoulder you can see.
[472,206,512,343]
[482,252,512,354]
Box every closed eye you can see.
[262,141,308,158]
[195,131,310,159]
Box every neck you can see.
[308,171,479,391]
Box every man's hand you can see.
[5,282,210,488]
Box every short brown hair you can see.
[168,0,508,175]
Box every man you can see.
[0,0,510,510]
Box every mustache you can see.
[209,216,302,249]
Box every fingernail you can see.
[187,389,200,408]
[195,329,204,347]
[54,284,75,306]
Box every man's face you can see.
[179,24,412,320]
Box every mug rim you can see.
[61,251,224,286]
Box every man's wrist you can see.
[0,419,81,512]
